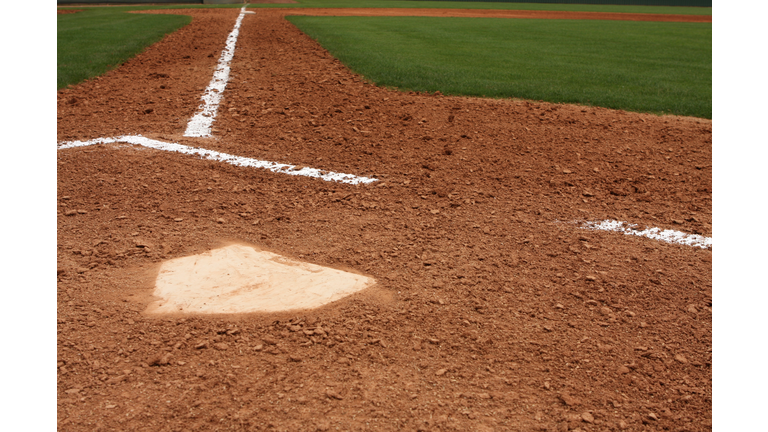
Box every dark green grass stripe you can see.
[288,16,711,118]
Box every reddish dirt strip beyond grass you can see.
[57,8,711,432]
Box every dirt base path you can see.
[57,9,711,431]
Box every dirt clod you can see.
[558,393,581,407]
[148,353,172,366]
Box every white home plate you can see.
[147,244,375,314]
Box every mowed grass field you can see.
[259,0,712,15]
[57,1,711,117]
[58,8,192,89]
[288,16,712,118]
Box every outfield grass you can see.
[288,16,711,118]
[58,2,711,117]
[283,0,712,15]
[58,8,192,89]
[56,1,713,15]
[57,1,713,14]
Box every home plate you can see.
[146,244,375,314]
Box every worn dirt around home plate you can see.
[57,8,712,432]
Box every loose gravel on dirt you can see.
[57,8,712,431]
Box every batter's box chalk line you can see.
[57,135,378,185]
[580,219,712,249]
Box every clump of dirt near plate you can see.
[147,243,375,315]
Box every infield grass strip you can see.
[58,8,191,89]
[289,16,711,118]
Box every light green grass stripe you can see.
[58,8,191,89]
[288,16,711,118]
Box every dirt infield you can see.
[57,8,711,431]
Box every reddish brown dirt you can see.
[57,9,83,14]
[57,8,712,432]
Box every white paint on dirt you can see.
[582,220,712,249]
[183,6,248,138]
[147,244,375,315]
[57,135,378,185]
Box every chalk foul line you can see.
[184,6,247,138]
[581,220,711,249]
[57,135,378,185]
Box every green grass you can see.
[57,2,711,117]
[58,8,192,89]
[282,0,711,15]
[57,0,713,14]
[288,16,711,118]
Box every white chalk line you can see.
[57,135,378,185]
[57,6,376,185]
[184,6,247,138]
[581,220,711,249]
